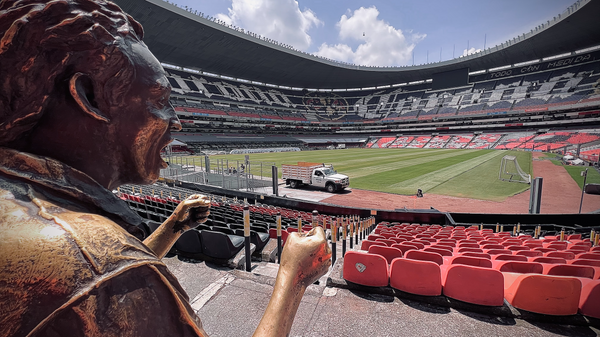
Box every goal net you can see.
[499,155,531,184]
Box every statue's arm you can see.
[253,228,331,337]
[143,194,210,259]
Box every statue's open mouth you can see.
[159,138,173,168]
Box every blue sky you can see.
[167,0,575,66]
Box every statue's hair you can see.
[0,0,144,145]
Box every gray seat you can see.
[200,230,244,259]
[175,229,203,257]
[233,229,270,253]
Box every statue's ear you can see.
[69,72,110,123]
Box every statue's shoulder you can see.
[0,175,158,270]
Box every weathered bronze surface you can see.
[0,1,331,336]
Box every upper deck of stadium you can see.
[115,0,600,89]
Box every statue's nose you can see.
[170,117,182,132]
[166,103,181,131]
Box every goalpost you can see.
[499,155,531,184]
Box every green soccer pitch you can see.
[185,148,533,202]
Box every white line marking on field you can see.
[190,274,235,312]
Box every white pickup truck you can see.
[282,162,350,193]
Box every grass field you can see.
[544,156,600,189]
[184,148,533,201]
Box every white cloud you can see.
[218,0,322,51]
[462,47,482,57]
[315,7,425,67]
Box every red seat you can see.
[576,253,600,261]
[570,241,591,247]
[504,273,581,316]
[413,239,432,246]
[390,258,442,296]
[268,228,289,245]
[389,237,407,244]
[415,233,432,239]
[530,256,567,264]
[545,264,595,279]
[405,250,444,266]
[533,247,557,253]
[375,238,396,247]
[568,247,589,253]
[506,246,529,252]
[458,243,479,249]
[435,243,455,251]
[484,237,504,243]
[484,249,512,256]
[391,243,418,255]
[368,245,404,265]
[430,244,453,251]
[442,265,504,306]
[515,250,542,257]
[424,247,453,257]
[447,256,492,268]
[481,244,504,250]
[570,259,600,267]
[523,242,543,249]
[579,279,600,319]
[343,251,389,287]
[492,254,528,262]
[494,261,543,274]
[545,251,575,260]
[419,237,437,243]
[367,234,385,241]
[460,252,491,260]
[591,247,600,253]
[456,247,483,254]
[406,241,425,250]
[547,242,568,250]
[380,232,396,239]
[437,239,456,246]
[502,240,523,247]
[360,240,387,251]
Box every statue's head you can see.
[0,0,180,188]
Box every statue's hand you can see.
[280,226,332,287]
[169,194,211,233]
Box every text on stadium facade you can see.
[472,50,600,82]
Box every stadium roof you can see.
[115,0,600,89]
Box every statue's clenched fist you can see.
[280,226,332,287]
[170,194,211,233]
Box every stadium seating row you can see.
[343,223,600,318]
[168,61,600,123]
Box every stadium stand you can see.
[165,55,600,150]
[341,221,600,316]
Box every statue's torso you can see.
[0,171,206,337]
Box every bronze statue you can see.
[0,1,331,336]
